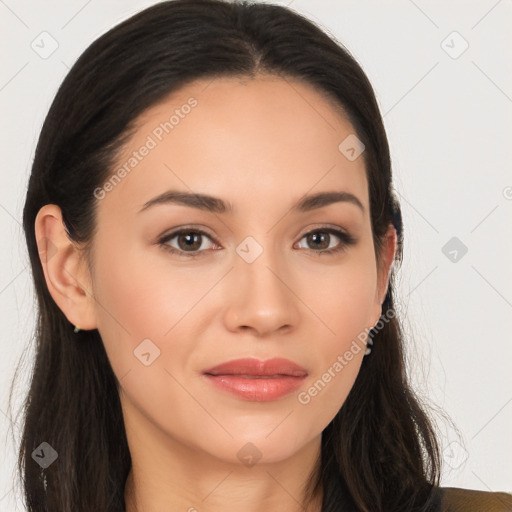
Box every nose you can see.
[222,245,301,337]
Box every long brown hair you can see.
[9,1,442,510]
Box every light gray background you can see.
[1,0,511,509]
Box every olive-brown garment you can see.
[441,487,512,511]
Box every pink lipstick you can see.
[203,357,308,402]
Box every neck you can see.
[123,440,324,512]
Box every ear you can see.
[372,223,398,324]
[34,204,97,330]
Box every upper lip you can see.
[204,357,308,377]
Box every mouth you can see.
[203,357,308,378]
[209,374,294,378]
[202,358,308,401]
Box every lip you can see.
[204,357,308,377]
[203,357,308,402]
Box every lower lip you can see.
[203,374,307,401]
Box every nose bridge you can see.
[223,234,299,334]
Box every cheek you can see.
[304,251,377,343]
[294,255,376,425]
[91,240,226,381]
[90,244,180,369]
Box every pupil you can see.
[180,233,200,250]
[310,232,328,249]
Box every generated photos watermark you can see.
[297,307,395,405]
[93,97,198,200]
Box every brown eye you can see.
[176,232,203,251]
[158,229,216,257]
[296,228,356,255]
[305,232,330,250]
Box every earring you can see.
[73,325,81,333]
[364,337,374,356]
[364,324,377,356]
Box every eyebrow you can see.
[138,189,365,215]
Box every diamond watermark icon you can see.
[237,442,262,467]
[31,31,59,59]
[338,134,365,161]
[37,236,58,263]
[134,338,161,366]
[441,31,469,60]
[236,236,263,263]
[442,237,468,263]
[31,442,58,469]
[443,440,469,470]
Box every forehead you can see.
[98,74,369,217]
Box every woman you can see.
[10,0,512,510]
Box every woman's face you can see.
[85,75,394,466]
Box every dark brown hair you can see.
[9,0,443,510]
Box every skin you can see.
[35,74,397,512]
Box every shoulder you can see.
[439,486,512,511]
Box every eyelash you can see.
[157,226,357,259]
